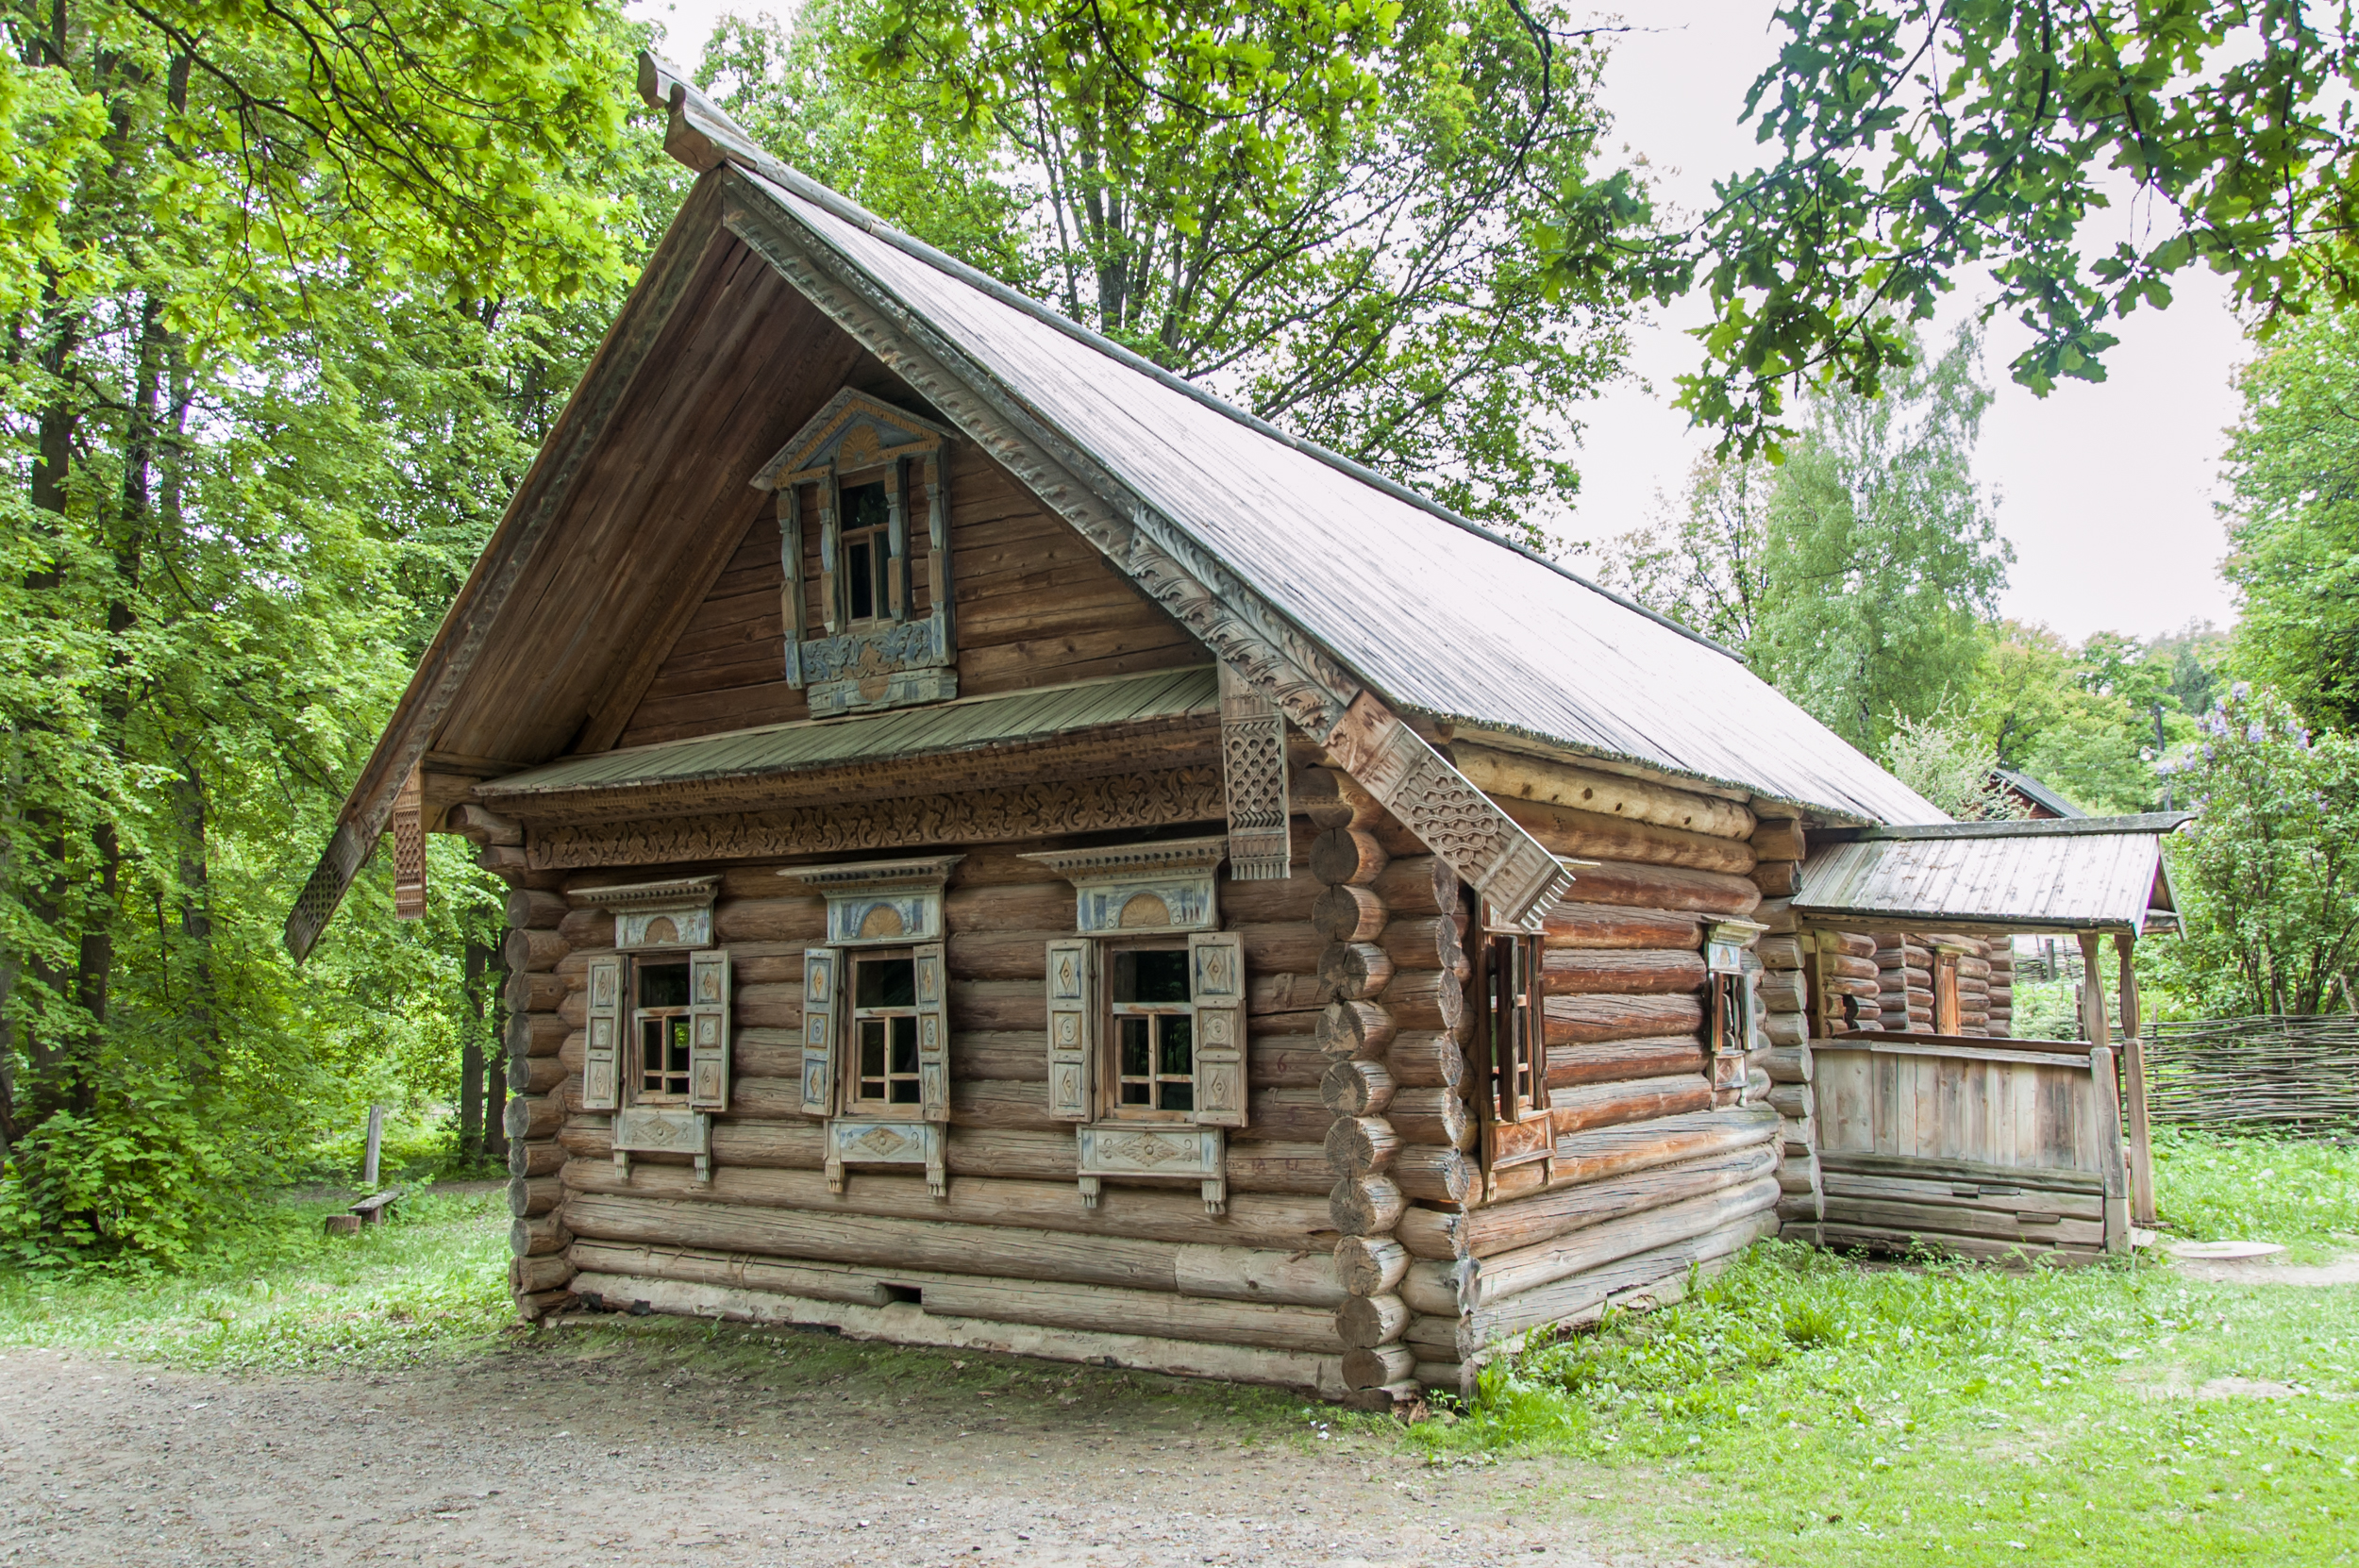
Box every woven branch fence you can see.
[2143,1016,2359,1135]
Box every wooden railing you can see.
[2144,1017,2359,1134]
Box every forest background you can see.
[1,0,2354,1267]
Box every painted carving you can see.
[1218,664,1291,880]
[1075,1124,1226,1215]
[527,769,1223,870]
[1020,835,1225,935]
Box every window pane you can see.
[667,1018,692,1072]
[847,537,875,620]
[889,1015,918,1075]
[1112,947,1190,1005]
[1160,1081,1194,1112]
[639,960,691,1009]
[859,1019,885,1077]
[856,955,916,1009]
[1119,1016,1150,1076]
[1158,1014,1193,1077]
[844,479,889,530]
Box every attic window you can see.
[841,481,891,624]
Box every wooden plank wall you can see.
[613,440,1204,749]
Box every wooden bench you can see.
[325,1189,403,1237]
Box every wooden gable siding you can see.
[612,433,1201,749]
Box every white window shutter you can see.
[1189,930,1247,1128]
[801,946,840,1116]
[914,941,949,1124]
[1045,938,1093,1121]
[583,955,623,1112]
[687,948,732,1110]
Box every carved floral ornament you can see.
[569,874,720,950]
[1018,835,1227,934]
[776,853,963,944]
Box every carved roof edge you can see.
[775,854,964,893]
[750,387,953,492]
[1018,836,1229,885]
[569,874,722,910]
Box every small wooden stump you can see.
[323,1213,362,1238]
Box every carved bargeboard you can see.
[524,767,1224,870]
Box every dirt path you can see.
[0,1336,1713,1568]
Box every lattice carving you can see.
[1218,664,1290,879]
[391,767,427,922]
[525,767,1224,870]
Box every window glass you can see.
[633,958,694,1100]
[856,954,916,1009]
[848,949,921,1109]
[1112,948,1190,1005]
[1109,944,1194,1114]
[841,480,890,623]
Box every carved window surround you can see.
[753,389,957,719]
[776,854,963,944]
[1019,835,1227,935]
[1706,918,1767,1106]
[570,874,721,950]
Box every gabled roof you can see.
[1994,768,2086,819]
[1794,814,2191,935]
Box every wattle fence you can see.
[2142,1017,2359,1135]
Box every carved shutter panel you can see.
[914,941,949,1124]
[1046,938,1093,1121]
[687,948,732,1111]
[583,955,623,1112]
[1189,930,1247,1128]
[801,947,840,1116]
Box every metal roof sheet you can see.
[1794,818,2183,933]
[729,164,1946,827]
[479,666,1218,799]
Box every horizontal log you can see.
[1757,936,1804,970]
[508,971,567,1014]
[1762,1045,1812,1085]
[1541,901,1703,952]
[450,804,522,845]
[945,882,1079,933]
[1553,859,1761,919]
[1459,1144,1783,1296]
[712,897,827,944]
[1335,1235,1412,1297]
[1546,1034,1705,1089]
[1330,1175,1404,1237]
[503,926,568,973]
[1371,855,1457,916]
[507,888,568,929]
[507,1009,567,1058]
[1454,745,1757,839]
[1393,1145,1477,1204]
[1759,973,1805,1012]
[1335,1293,1410,1350]
[1827,954,1880,983]
[1822,931,1878,959]
[1310,828,1387,887]
[1381,969,1465,1034]
[506,1093,563,1143]
[1316,1000,1394,1059]
[1380,917,1464,976]
[510,1055,566,1096]
[1766,1083,1810,1120]
[510,1139,566,1178]
[1312,884,1386,942]
[1239,924,1327,977]
[1500,797,1756,875]
[511,1211,573,1258]
[1319,942,1394,1001]
[1539,947,1706,996]
[1386,1087,1475,1150]
[513,1254,575,1294]
[1548,1074,1714,1136]
[510,1175,561,1217]
[1240,1088,1334,1143]
[1543,993,1703,1045]
[1820,1170,2102,1222]
[1958,956,1993,980]
[1405,1137,1782,1265]
[1325,1116,1400,1176]
[1749,818,1805,861]
[1748,861,1799,898]
[1820,1195,2105,1250]
[1762,1011,1806,1047]
[1321,1058,1396,1117]
[1342,1343,1418,1392]
[1779,1154,1821,1197]
[560,1160,1334,1250]
[1875,946,1932,969]
[1755,897,1797,934]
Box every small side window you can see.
[839,480,892,624]
[633,956,694,1103]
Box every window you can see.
[1478,927,1552,1193]
[634,956,694,1102]
[839,479,892,624]
[1932,950,1962,1034]
[1110,945,1196,1116]
[848,948,923,1109]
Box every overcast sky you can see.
[630,0,2250,644]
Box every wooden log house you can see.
[277,56,2083,1404]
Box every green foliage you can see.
[1588,454,1772,652]
[696,0,1649,537]
[1747,325,2012,753]
[2151,1128,2359,1261]
[1961,622,2205,816]
[1879,709,2023,822]
[2148,686,2359,1015]
[1663,1,2359,457]
[2222,309,2359,733]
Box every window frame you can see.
[836,475,895,626]
[629,953,696,1107]
[844,944,926,1114]
[1102,938,1199,1122]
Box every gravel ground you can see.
[0,1339,1715,1568]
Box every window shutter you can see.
[687,948,732,1110]
[914,940,949,1124]
[1189,930,1248,1128]
[801,946,840,1116]
[583,955,623,1112]
[1045,938,1093,1121]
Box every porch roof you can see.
[1791,814,2194,937]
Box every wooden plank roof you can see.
[1793,816,2190,935]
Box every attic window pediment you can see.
[754,390,958,719]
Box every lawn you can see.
[1,1130,2351,1566]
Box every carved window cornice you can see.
[778,853,962,944]
[570,874,721,950]
[1021,835,1226,934]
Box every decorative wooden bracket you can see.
[391,765,427,921]
[1218,665,1290,880]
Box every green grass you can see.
[0,1186,515,1369]
[2151,1127,2359,1260]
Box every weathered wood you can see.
[506,888,568,929]
[1381,969,1465,1034]
[510,1140,566,1178]
[510,1211,574,1258]
[1759,972,1805,1013]
[1237,923,1327,978]
[1370,855,1457,916]
[503,926,568,973]
[1748,861,1799,898]
[1762,1011,1806,1047]
[1386,1087,1475,1150]
[1293,765,1375,829]
[512,1254,576,1293]
[510,1055,567,1095]
[1765,1082,1810,1120]
[1330,1174,1405,1236]
[1453,745,1757,839]
[1324,1115,1401,1175]
[1312,884,1387,942]
[1341,1343,1418,1392]
[1539,948,1706,996]
[505,1093,563,1143]
[1321,1057,1397,1116]
[1334,1235,1412,1296]
[1334,1293,1410,1349]
[1757,935,1804,970]
[1548,1074,1714,1136]
[1403,1141,1781,1262]
[1546,1034,1706,1089]
[1749,818,1805,861]
[1755,897,1797,934]
[1541,902,1703,951]
[1319,942,1395,1001]
[1460,1179,1782,1330]
[508,1009,566,1058]
[1553,859,1761,919]
[1386,1031,1466,1090]
[1392,1146,1477,1204]
[1763,1045,1812,1085]
[1315,999,1395,1059]
[1310,828,1387,887]
[1542,993,1703,1045]
[506,970,567,1014]
[1380,917,1464,976]
[509,1174,561,1217]
[1823,931,1878,959]
[1498,797,1756,875]
[712,897,829,943]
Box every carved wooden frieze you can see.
[569,874,721,950]
[392,764,427,921]
[526,768,1224,870]
[799,615,958,718]
[1218,664,1290,880]
[777,854,962,944]
[1020,836,1226,934]
[1075,1124,1226,1215]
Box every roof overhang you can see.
[1792,813,2193,937]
